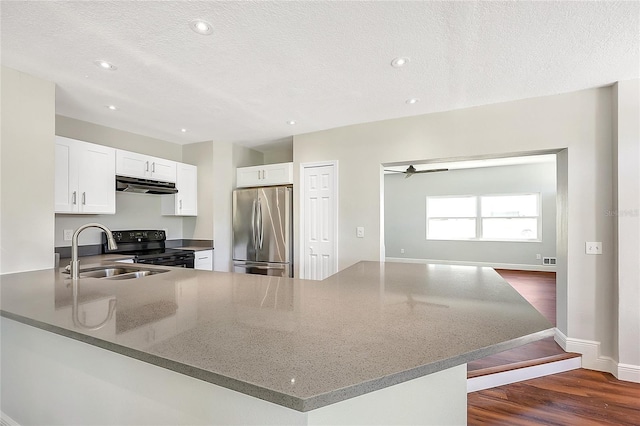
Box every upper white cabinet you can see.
[116,149,177,183]
[236,162,293,188]
[162,163,198,216]
[55,136,116,214]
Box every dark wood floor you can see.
[494,269,556,325]
[468,269,564,373]
[468,368,640,425]
[468,270,640,425]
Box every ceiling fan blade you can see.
[414,168,449,174]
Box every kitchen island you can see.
[1,261,553,425]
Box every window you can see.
[426,193,540,241]
[426,197,476,240]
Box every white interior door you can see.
[303,163,337,280]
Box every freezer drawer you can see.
[233,262,292,278]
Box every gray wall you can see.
[1,67,56,273]
[182,141,214,241]
[384,162,557,268]
[613,79,640,378]
[293,86,613,362]
[211,142,263,271]
[54,116,186,247]
[56,116,182,161]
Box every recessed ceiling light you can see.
[94,60,117,71]
[106,105,118,111]
[406,98,420,105]
[190,19,213,35]
[391,57,410,68]
[181,128,187,133]
[287,120,296,125]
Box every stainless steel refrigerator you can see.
[232,186,293,277]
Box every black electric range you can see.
[102,230,195,268]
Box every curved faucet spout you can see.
[70,223,117,280]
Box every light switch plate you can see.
[585,242,602,255]
[356,227,364,238]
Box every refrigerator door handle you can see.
[257,199,264,250]
[251,199,257,250]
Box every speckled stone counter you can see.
[0,261,553,412]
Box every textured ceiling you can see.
[1,1,638,149]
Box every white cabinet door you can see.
[54,136,115,214]
[78,143,116,214]
[115,150,149,179]
[116,150,177,183]
[194,250,213,271]
[161,163,197,216]
[236,166,262,188]
[54,138,78,213]
[236,162,293,188]
[149,156,177,182]
[262,162,293,186]
[176,163,197,215]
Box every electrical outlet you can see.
[585,242,602,255]
[536,254,541,260]
[63,229,74,241]
[356,227,364,238]
[400,249,405,254]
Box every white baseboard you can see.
[384,257,557,272]
[555,329,640,383]
[1,412,20,426]
[467,356,581,393]
[618,363,640,383]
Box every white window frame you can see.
[426,193,542,242]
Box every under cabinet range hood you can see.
[115,175,178,194]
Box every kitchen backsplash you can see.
[54,192,185,247]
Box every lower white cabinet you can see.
[236,162,293,188]
[162,163,197,216]
[194,250,213,271]
[55,136,116,214]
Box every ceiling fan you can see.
[384,165,449,178]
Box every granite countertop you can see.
[0,261,553,411]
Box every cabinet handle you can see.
[72,191,77,205]
[82,192,86,205]
[179,199,182,210]
[145,161,149,172]
[152,162,156,173]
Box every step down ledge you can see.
[467,355,581,393]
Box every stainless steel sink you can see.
[63,265,169,280]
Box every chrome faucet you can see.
[70,223,117,279]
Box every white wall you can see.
[613,79,640,381]
[293,87,615,364]
[54,116,186,247]
[384,162,556,268]
[0,67,55,273]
